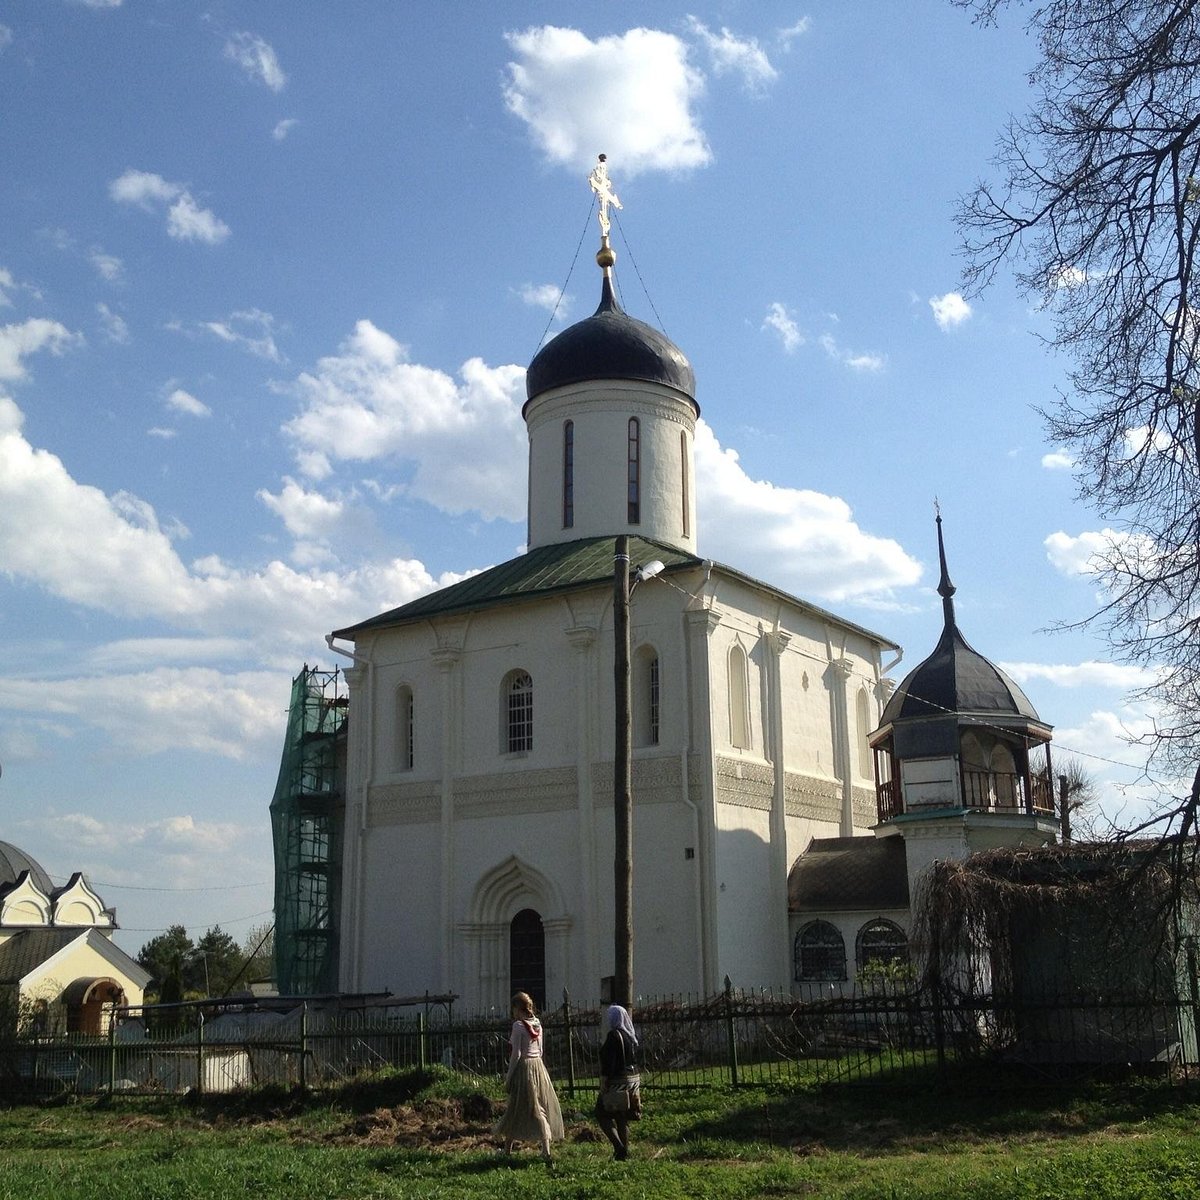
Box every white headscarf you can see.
[606,1003,638,1049]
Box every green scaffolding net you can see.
[270,665,348,995]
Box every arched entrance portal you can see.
[509,908,546,1010]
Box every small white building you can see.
[327,228,902,1012]
[0,840,149,1033]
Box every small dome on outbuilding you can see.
[880,516,1043,729]
[524,274,697,409]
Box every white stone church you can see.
[314,182,1059,1012]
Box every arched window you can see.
[856,919,907,971]
[627,417,641,524]
[681,430,690,538]
[856,688,872,778]
[633,646,660,747]
[396,684,414,771]
[562,420,574,528]
[503,670,533,754]
[509,908,546,1011]
[729,644,750,750]
[795,920,847,981]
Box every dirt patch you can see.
[324,1097,597,1155]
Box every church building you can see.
[324,165,902,1012]
[308,161,1059,1012]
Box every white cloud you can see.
[819,333,885,372]
[0,25,12,53]
[929,291,972,330]
[148,427,177,440]
[0,389,465,653]
[224,31,286,93]
[1124,424,1174,456]
[518,283,568,317]
[1052,264,1088,290]
[166,387,210,418]
[273,118,299,141]
[89,247,123,281]
[203,308,283,361]
[777,18,812,50]
[109,169,230,244]
[0,318,81,381]
[0,267,14,306]
[998,660,1156,690]
[283,319,528,521]
[694,421,921,603]
[1041,449,1075,470]
[763,301,803,352]
[72,0,123,7]
[0,667,286,759]
[1043,527,1159,579]
[504,26,711,176]
[96,303,129,344]
[166,193,231,244]
[685,16,778,92]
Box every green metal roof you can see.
[332,534,899,651]
[332,536,700,637]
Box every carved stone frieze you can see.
[783,772,841,822]
[368,781,441,826]
[592,754,685,807]
[715,755,774,810]
[454,766,578,819]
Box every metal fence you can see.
[4,979,1199,1101]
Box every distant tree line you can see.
[136,922,274,1003]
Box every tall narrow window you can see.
[562,420,574,528]
[634,646,660,747]
[681,430,690,538]
[504,670,533,754]
[396,685,414,771]
[627,417,640,524]
[649,653,660,745]
[729,644,750,750]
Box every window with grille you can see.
[795,920,847,981]
[857,919,907,970]
[505,670,533,754]
[397,684,414,770]
[627,417,640,524]
[563,420,574,528]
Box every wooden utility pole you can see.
[613,535,634,1009]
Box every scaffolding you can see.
[270,665,349,995]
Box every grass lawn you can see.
[3,1067,1200,1199]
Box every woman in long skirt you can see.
[493,991,565,1162]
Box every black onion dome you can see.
[880,514,1042,728]
[524,274,697,410]
[880,624,1042,726]
[0,840,54,893]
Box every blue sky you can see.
[0,1,1167,954]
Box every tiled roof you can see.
[788,836,909,912]
[0,929,81,983]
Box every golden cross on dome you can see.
[588,154,622,239]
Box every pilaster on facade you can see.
[763,627,792,987]
[826,655,856,837]
[434,641,462,994]
[566,621,599,999]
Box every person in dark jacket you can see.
[595,1004,641,1160]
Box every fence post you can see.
[196,1012,205,1098]
[1186,937,1200,1067]
[723,976,740,1088]
[299,1002,309,1091]
[418,1009,427,1072]
[108,1012,117,1096]
[563,989,576,1099]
